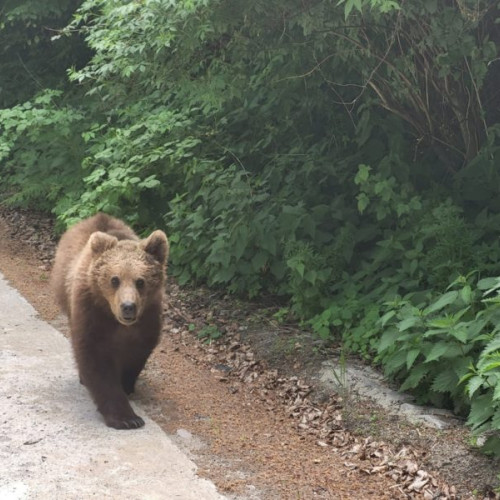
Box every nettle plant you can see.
[377,274,500,452]
[0,90,86,213]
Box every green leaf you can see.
[490,407,500,430]
[356,192,370,214]
[448,325,468,344]
[459,285,472,305]
[431,369,458,393]
[354,164,371,184]
[422,328,447,338]
[341,0,362,19]
[480,435,500,455]
[466,319,488,340]
[399,364,429,391]
[478,277,500,292]
[380,310,396,327]
[286,256,305,277]
[425,342,450,363]
[467,394,495,431]
[385,349,408,375]
[251,251,268,271]
[406,348,421,370]
[452,356,473,380]
[304,269,317,284]
[212,265,235,283]
[467,375,484,398]
[479,360,500,373]
[426,316,456,329]
[397,316,420,332]
[423,291,459,315]
[378,328,399,353]
[458,370,475,386]
[259,234,276,255]
[481,335,500,357]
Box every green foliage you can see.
[197,324,224,344]
[0,90,87,214]
[338,0,400,20]
[376,275,500,450]
[377,277,478,410]
[60,105,200,227]
[0,0,88,107]
[169,164,280,296]
[461,278,500,451]
[2,0,500,453]
[0,0,89,223]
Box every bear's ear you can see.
[141,230,169,265]
[89,231,118,256]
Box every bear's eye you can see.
[136,278,145,289]
[110,276,120,288]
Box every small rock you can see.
[176,428,193,440]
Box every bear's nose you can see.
[120,301,137,320]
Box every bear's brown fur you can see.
[51,213,169,429]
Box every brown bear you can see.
[51,213,169,429]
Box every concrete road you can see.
[0,272,226,500]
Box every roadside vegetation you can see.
[2,0,500,453]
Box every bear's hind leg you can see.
[122,368,140,395]
[121,356,149,395]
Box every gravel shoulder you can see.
[0,208,498,499]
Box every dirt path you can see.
[0,209,497,499]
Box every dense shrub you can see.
[0,0,88,108]
[0,90,87,215]
[2,0,500,451]
[376,275,500,452]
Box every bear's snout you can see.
[120,301,137,322]
[111,279,143,325]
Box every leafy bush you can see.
[375,274,500,451]
[0,0,89,108]
[59,106,200,227]
[0,90,87,215]
[3,0,500,452]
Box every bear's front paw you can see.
[104,414,145,430]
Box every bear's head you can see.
[88,230,169,326]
